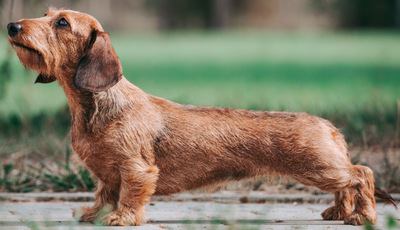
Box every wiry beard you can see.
[11,42,47,74]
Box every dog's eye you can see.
[56,18,69,28]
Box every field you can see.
[0,31,399,192]
[2,31,400,114]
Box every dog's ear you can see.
[74,30,122,92]
[35,74,56,84]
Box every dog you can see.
[7,8,396,226]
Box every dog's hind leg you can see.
[343,165,377,225]
[293,120,377,225]
[315,165,376,225]
[321,189,354,220]
[289,146,376,225]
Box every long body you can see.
[71,77,349,196]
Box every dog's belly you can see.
[153,151,262,195]
[152,130,271,194]
[152,129,278,195]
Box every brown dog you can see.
[7,8,396,226]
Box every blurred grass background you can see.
[1,31,399,145]
[0,0,399,192]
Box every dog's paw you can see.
[321,206,348,220]
[344,213,376,225]
[73,204,113,223]
[321,206,339,220]
[103,211,137,226]
[72,206,97,222]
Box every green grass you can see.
[1,31,399,116]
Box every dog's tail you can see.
[375,187,398,208]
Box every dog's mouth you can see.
[9,39,48,74]
[9,41,42,56]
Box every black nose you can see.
[7,22,22,37]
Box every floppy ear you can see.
[35,74,56,83]
[74,31,122,92]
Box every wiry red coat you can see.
[8,8,396,226]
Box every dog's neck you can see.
[57,74,138,134]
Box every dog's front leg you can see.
[74,180,119,222]
[103,159,159,226]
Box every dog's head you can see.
[7,8,122,92]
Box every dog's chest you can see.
[72,136,120,183]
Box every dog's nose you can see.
[7,22,22,37]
